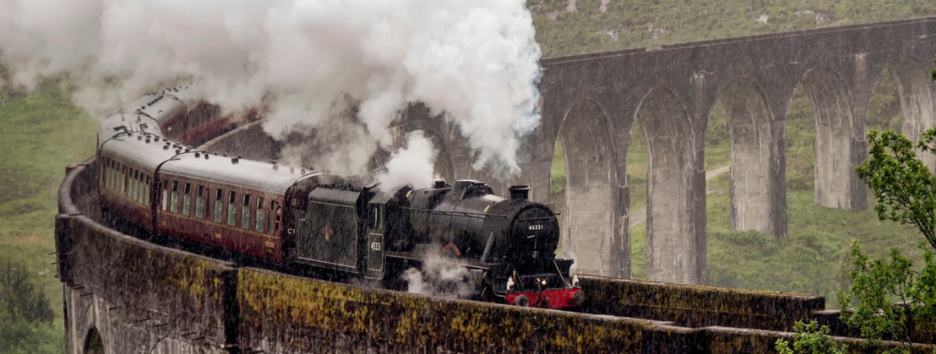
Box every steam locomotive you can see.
[95,90,583,309]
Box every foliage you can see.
[0,262,54,323]
[846,73,936,351]
[856,129,936,250]
[0,261,61,354]
[838,243,936,353]
[776,320,848,354]
[931,56,936,81]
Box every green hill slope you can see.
[531,0,936,58]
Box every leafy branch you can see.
[856,129,936,250]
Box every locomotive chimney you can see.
[509,185,530,201]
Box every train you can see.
[95,89,584,309]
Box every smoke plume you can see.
[0,0,542,176]
[403,252,473,298]
[376,130,438,193]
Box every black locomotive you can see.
[97,91,583,308]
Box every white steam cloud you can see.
[377,130,438,193]
[403,254,473,298]
[0,0,542,174]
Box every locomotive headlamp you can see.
[572,275,580,288]
[506,276,515,291]
[541,279,547,286]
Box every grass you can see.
[0,79,97,352]
[530,0,936,58]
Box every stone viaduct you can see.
[55,15,936,353]
[400,16,936,285]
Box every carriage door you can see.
[365,203,386,279]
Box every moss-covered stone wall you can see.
[55,163,238,350]
[237,268,659,353]
[57,214,238,347]
[579,275,824,331]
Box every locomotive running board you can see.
[385,251,490,271]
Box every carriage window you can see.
[214,188,224,223]
[121,166,127,194]
[270,201,277,234]
[105,160,112,189]
[195,185,205,219]
[241,194,251,230]
[227,191,237,226]
[255,197,265,232]
[133,170,141,203]
[161,182,168,211]
[274,203,282,234]
[144,176,151,205]
[182,182,192,216]
[170,181,179,213]
[138,172,144,203]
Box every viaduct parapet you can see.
[58,160,936,352]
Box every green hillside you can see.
[531,0,936,58]
[0,79,95,353]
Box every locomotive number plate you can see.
[528,224,544,231]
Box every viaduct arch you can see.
[530,17,936,284]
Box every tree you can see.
[856,129,936,250]
[838,243,936,353]
[776,320,848,354]
[776,61,936,354]
[0,261,59,354]
[0,262,54,324]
